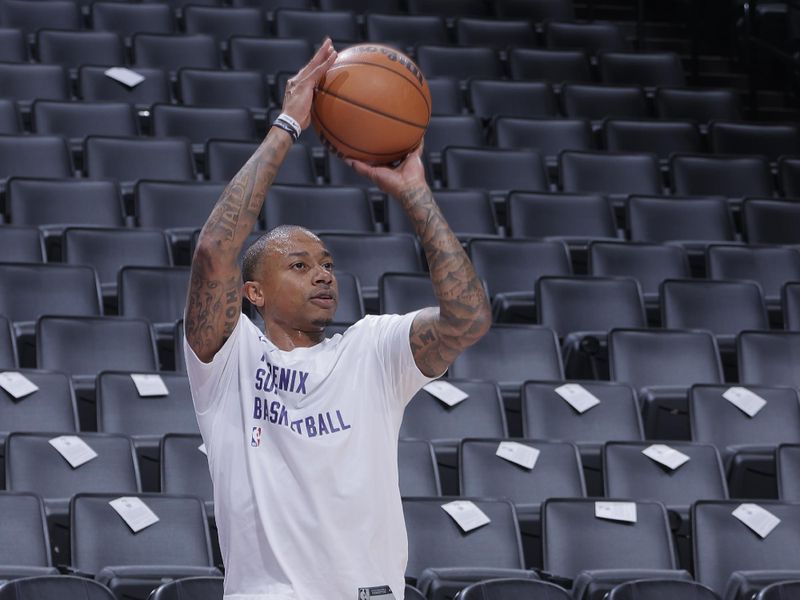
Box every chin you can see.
[310,317,333,329]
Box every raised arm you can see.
[349,145,491,377]
[185,39,337,362]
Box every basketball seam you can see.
[312,104,415,158]
[326,59,431,115]
[315,88,428,132]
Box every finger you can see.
[310,48,338,83]
[296,38,333,78]
[346,158,375,180]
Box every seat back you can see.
[0,492,53,567]
[264,185,373,232]
[0,370,77,437]
[149,577,223,600]
[607,579,720,600]
[118,266,190,326]
[398,440,441,497]
[379,273,436,315]
[560,151,662,196]
[161,434,213,504]
[738,331,800,388]
[0,576,116,600]
[627,196,734,243]
[84,136,194,183]
[706,245,800,302]
[589,242,690,299]
[507,192,616,239]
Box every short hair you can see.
[241,224,319,282]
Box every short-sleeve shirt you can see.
[184,311,433,600]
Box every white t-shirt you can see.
[184,311,433,600]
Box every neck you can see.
[262,317,326,351]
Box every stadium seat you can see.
[542,498,687,600]
[546,21,628,53]
[70,493,221,599]
[561,84,648,120]
[427,78,465,115]
[0,98,20,133]
[0,135,72,183]
[425,115,486,165]
[494,118,594,166]
[559,151,662,203]
[148,577,223,600]
[83,137,195,189]
[469,80,558,120]
[178,69,269,112]
[755,581,800,600]
[709,122,800,163]
[607,579,721,600]
[0,28,25,63]
[205,140,314,184]
[603,120,702,161]
[468,238,572,323]
[408,0,490,17]
[91,3,174,39]
[0,227,45,264]
[738,331,800,388]
[455,17,536,48]
[152,105,255,147]
[228,37,311,80]
[444,147,547,192]
[507,191,617,243]
[230,0,310,9]
[0,493,59,580]
[161,434,213,511]
[781,282,800,332]
[398,440,441,497]
[326,271,364,324]
[379,273,436,315]
[416,45,503,82]
[778,156,800,198]
[743,199,800,245]
[273,9,359,44]
[460,578,572,600]
[509,48,592,84]
[365,14,448,52]
[183,6,266,45]
[692,500,800,600]
[263,185,373,232]
[495,0,575,19]
[133,34,220,72]
[0,315,15,368]
[32,102,138,147]
[0,576,115,600]
[609,328,723,440]
[1,0,80,37]
[670,154,774,199]
[385,189,499,238]
[655,87,741,123]
[599,52,686,88]
[78,67,170,108]
[0,64,68,105]
[777,444,800,502]
[36,30,124,72]
[118,266,189,333]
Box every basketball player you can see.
[184,38,491,600]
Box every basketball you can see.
[311,44,432,165]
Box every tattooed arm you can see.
[185,39,337,362]
[348,145,492,377]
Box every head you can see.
[243,225,338,334]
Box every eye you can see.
[323,262,334,271]
[291,262,306,270]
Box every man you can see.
[184,38,491,600]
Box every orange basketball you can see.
[311,44,432,165]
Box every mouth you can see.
[310,292,337,308]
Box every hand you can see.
[282,38,337,130]
[347,141,428,199]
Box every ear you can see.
[243,281,264,308]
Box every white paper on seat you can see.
[642,444,691,470]
[555,383,601,413]
[595,501,637,523]
[423,380,468,407]
[732,503,781,539]
[104,67,145,88]
[496,441,540,469]
[130,374,169,397]
[49,435,98,468]
[109,497,160,533]
[723,387,767,417]
[0,371,39,399]
[441,500,491,532]
[198,443,207,455]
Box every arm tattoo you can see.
[401,187,491,376]
[185,129,292,362]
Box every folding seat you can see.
[777,444,800,502]
[118,266,190,338]
[148,577,223,600]
[0,28,26,63]
[273,9,359,44]
[507,191,617,242]
[778,156,800,198]
[263,185,374,232]
[542,498,688,600]
[378,273,436,315]
[427,77,465,115]
[522,380,643,496]
[78,66,170,108]
[230,0,310,10]
[415,46,503,83]
[205,140,314,184]
[691,384,800,499]
[455,18,536,48]
[738,331,800,389]
[0,0,80,37]
[0,64,68,105]
[709,122,800,164]
[559,151,662,206]
[406,0,490,17]
[317,233,422,310]
[670,154,774,200]
[607,580,721,600]
[365,14,448,53]
[509,48,592,84]
[609,328,723,440]
[152,105,255,148]
[183,6,266,46]
[0,493,59,579]
[402,497,529,598]
[0,98,19,134]
[97,371,197,490]
[495,0,575,19]
[443,147,547,193]
[756,582,800,600]
[83,136,194,189]
[398,440,440,497]
[603,120,702,162]
[318,0,400,12]
[70,493,221,599]
[469,238,571,323]
[178,69,269,113]
[693,500,800,600]
[655,87,741,124]
[782,281,800,331]
[324,152,390,188]
[174,320,186,373]
[561,84,648,121]
[537,276,646,379]
[36,30,124,76]
[228,37,311,81]
[599,52,686,88]
[469,80,558,120]
[161,434,213,513]
[328,271,365,324]
[133,33,220,73]
[0,135,72,184]
[0,576,116,600]
[0,227,45,263]
[460,579,572,600]
[0,316,15,368]
[63,227,172,303]
[385,189,500,238]
[134,181,223,264]
[743,199,800,245]
[545,21,628,53]
[32,102,138,151]
[588,241,690,318]
[494,118,594,168]
[425,115,485,162]
[91,3,174,39]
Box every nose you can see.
[313,265,333,285]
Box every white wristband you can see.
[276,113,301,138]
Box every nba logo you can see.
[251,426,262,447]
